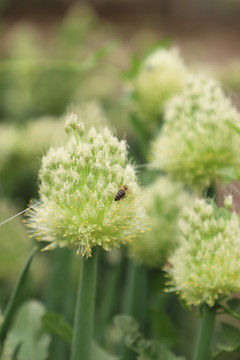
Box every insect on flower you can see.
[114,185,128,201]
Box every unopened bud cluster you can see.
[133,48,187,120]
[165,198,240,307]
[152,75,240,190]
[26,113,147,257]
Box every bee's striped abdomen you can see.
[114,185,128,201]
[115,189,125,201]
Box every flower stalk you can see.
[193,304,216,360]
[71,248,98,360]
[121,260,148,360]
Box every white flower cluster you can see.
[152,75,240,190]
[26,114,147,257]
[165,198,240,306]
[133,48,187,121]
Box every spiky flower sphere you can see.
[152,75,240,190]
[26,113,147,257]
[129,177,189,268]
[133,48,187,120]
[165,198,240,307]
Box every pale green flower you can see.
[133,48,187,120]
[26,114,147,257]
[165,198,240,307]
[129,177,190,268]
[224,194,233,210]
[152,75,240,190]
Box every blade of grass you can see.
[0,246,38,352]
[193,304,216,360]
[96,263,122,344]
[121,260,148,360]
[71,248,98,360]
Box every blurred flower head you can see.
[165,198,240,307]
[71,100,110,131]
[133,48,187,121]
[152,75,240,190]
[129,177,190,268]
[0,117,67,200]
[26,113,147,257]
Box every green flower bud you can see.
[224,194,233,210]
[26,114,147,257]
[134,48,187,119]
[165,199,240,307]
[129,177,190,268]
[152,75,240,190]
[65,112,85,136]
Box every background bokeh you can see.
[1,1,240,359]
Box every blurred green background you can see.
[0,1,240,359]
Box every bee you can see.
[114,185,128,201]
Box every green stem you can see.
[121,259,148,360]
[122,260,138,315]
[97,263,122,344]
[129,113,150,163]
[193,304,216,360]
[45,248,73,360]
[71,249,98,360]
[0,247,38,352]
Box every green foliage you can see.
[2,8,240,359]
[0,248,38,349]
[0,5,114,123]
[4,300,50,360]
[114,315,185,360]
[0,201,30,281]
[226,298,240,314]
[42,312,119,360]
[213,321,240,358]
[42,313,73,345]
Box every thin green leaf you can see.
[123,54,142,80]
[227,298,240,314]
[129,113,151,161]
[0,247,38,349]
[42,312,73,345]
[91,42,117,62]
[81,42,117,73]
[11,342,22,360]
[219,303,240,322]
